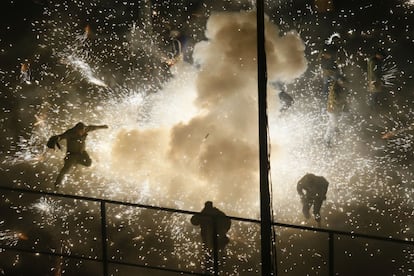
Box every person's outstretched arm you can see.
[86,125,109,132]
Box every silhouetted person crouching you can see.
[297,173,329,226]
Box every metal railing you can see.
[0,186,413,275]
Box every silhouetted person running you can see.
[191,201,231,250]
[297,173,329,226]
[47,122,108,187]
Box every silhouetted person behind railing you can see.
[47,122,108,187]
[297,173,329,227]
[191,201,231,250]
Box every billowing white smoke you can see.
[108,11,307,216]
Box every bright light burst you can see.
[31,197,65,226]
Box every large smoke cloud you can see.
[109,11,307,215]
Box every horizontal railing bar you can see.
[0,186,259,222]
[0,245,208,275]
[1,186,413,246]
[0,244,103,262]
[272,222,414,246]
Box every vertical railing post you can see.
[213,219,219,276]
[100,201,109,276]
[329,232,334,276]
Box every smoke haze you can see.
[108,11,307,215]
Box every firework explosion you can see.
[4,5,309,215]
[0,0,413,275]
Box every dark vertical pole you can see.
[213,219,219,276]
[329,233,334,276]
[100,201,109,276]
[256,0,273,275]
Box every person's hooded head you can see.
[74,122,86,135]
[205,201,213,209]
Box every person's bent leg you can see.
[302,198,312,219]
[55,155,75,187]
[313,199,324,223]
[79,151,92,167]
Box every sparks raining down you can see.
[31,197,65,226]
[0,230,27,247]
[0,0,414,275]
[381,56,399,88]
